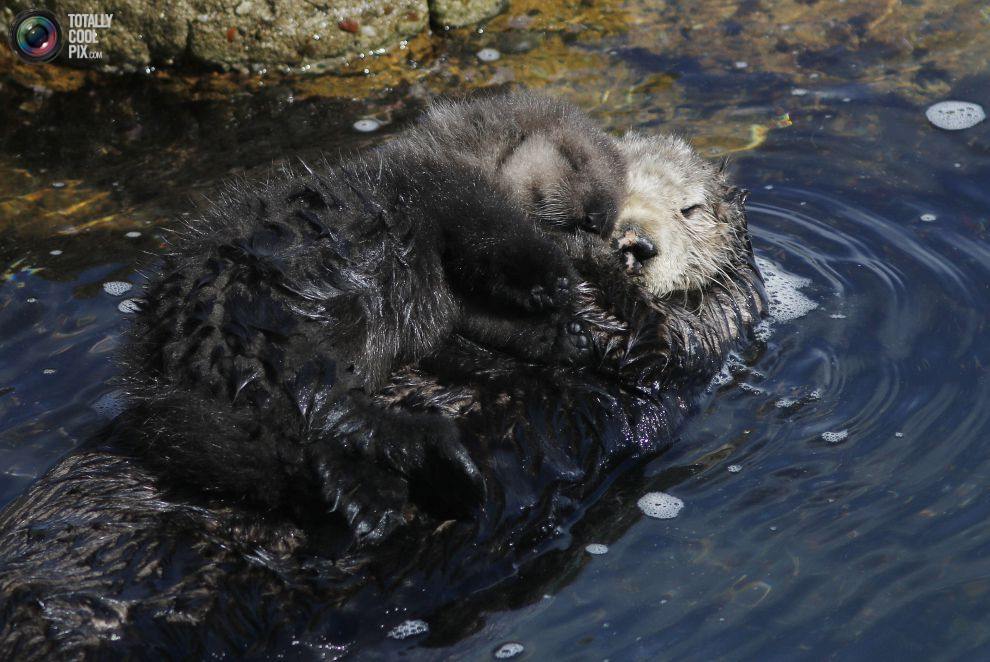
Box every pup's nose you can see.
[580,212,608,236]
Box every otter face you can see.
[498,130,626,238]
[614,133,747,297]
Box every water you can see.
[2,1,990,658]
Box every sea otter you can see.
[111,94,629,547]
[0,105,766,658]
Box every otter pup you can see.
[402,92,627,237]
[613,133,749,296]
[121,96,627,546]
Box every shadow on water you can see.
[2,0,990,657]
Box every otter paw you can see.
[554,319,594,363]
[317,454,410,546]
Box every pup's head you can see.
[614,133,749,297]
[498,123,627,238]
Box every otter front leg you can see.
[310,392,485,545]
[458,305,595,365]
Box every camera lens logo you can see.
[9,10,63,63]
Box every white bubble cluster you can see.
[925,101,985,131]
[710,352,745,388]
[754,257,818,340]
[387,619,429,640]
[821,429,848,444]
[585,543,609,555]
[727,464,742,473]
[118,298,143,314]
[920,213,937,222]
[353,118,381,133]
[102,281,133,296]
[477,47,501,62]
[637,492,684,519]
[125,231,142,238]
[494,642,525,659]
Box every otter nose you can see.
[627,235,657,262]
[580,212,608,236]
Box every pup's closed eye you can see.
[680,204,703,217]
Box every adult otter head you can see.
[613,133,750,297]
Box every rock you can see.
[429,0,505,28]
[0,0,467,73]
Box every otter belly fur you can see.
[0,96,767,659]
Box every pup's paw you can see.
[526,276,573,312]
[556,319,594,362]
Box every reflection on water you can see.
[2,0,990,657]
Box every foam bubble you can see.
[125,231,142,238]
[637,492,684,519]
[585,543,609,555]
[353,118,381,133]
[494,642,525,659]
[925,101,985,131]
[709,352,745,388]
[754,257,818,340]
[387,619,429,640]
[920,213,937,222]
[477,47,501,62]
[821,429,848,444]
[102,281,133,296]
[49,249,63,256]
[118,298,143,314]
[727,464,742,473]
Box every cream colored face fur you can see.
[614,133,737,296]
